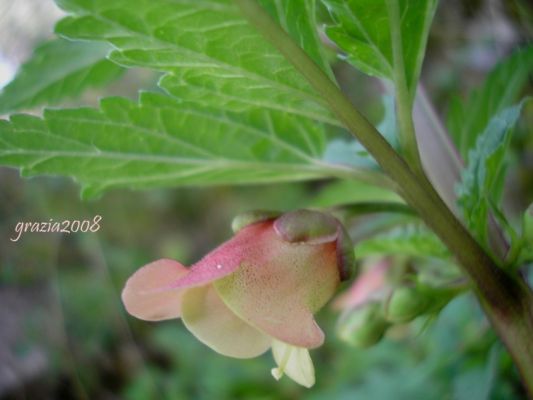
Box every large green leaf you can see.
[323,0,437,101]
[457,100,529,246]
[54,0,339,126]
[0,92,349,199]
[0,39,124,114]
[0,0,389,198]
[448,46,533,159]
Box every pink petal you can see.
[121,258,189,321]
[214,223,340,348]
[333,258,391,310]
[181,285,272,358]
[167,224,263,289]
[122,222,272,321]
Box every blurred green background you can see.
[0,0,532,399]
[1,173,526,400]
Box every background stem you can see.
[235,0,533,395]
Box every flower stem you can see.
[235,0,533,394]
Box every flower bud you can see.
[385,285,430,323]
[337,302,389,348]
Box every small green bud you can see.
[337,302,389,348]
[385,286,430,323]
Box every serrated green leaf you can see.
[0,0,388,197]
[323,0,437,101]
[0,39,124,114]
[448,46,533,158]
[0,93,353,199]
[54,0,339,126]
[457,100,530,246]
[355,226,450,259]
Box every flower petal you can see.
[214,224,339,348]
[121,258,188,321]
[333,258,391,310]
[271,340,315,388]
[167,224,267,289]
[181,285,272,359]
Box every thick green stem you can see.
[235,0,533,394]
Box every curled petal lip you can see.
[273,209,339,244]
[274,209,354,281]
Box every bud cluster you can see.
[336,259,461,348]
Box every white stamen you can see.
[271,343,293,381]
[216,264,223,269]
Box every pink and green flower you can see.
[122,210,353,387]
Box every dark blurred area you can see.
[0,0,532,399]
